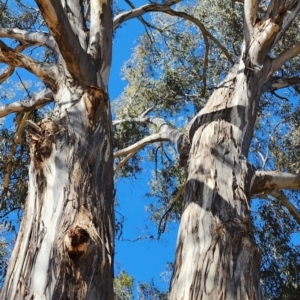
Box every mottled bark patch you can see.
[83,85,108,130]
[65,226,90,262]
[28,119,59,166]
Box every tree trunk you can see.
[0,84,114,300]
[169,48,272,299]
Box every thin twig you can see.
[158,180,186,238]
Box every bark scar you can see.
[28,118,58,166]
[65,226,90,261]
[83,85,108,130]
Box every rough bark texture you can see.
[169,19,277,297]
[0,0,115,298]
[1,85,114,300]
[2,1,300,300]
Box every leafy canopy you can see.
[0,0,299,298]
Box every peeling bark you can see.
[169,12,280,297]
[1,85,114,300]
[2,1,300,299]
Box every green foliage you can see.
[137,280,168,300]
[0,125,30,284]
[0,225,9,285]
[0,0,300,298]
[114,270,134,300]
[113,1,300,298]
[254,196,300,299]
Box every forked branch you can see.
[0,40,58,88]
[35,0,91,83]
[113,113,186,171]
[114,132,166,158]
[251,171,300,224]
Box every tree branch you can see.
[0,40,58,88]
[0,88,53,118]
[113,0,182,30]
[113,114,188,170]
[263,76,300,93]
[265,0,287,21]
[251,171,300,194]
[88,0,113,86]
[114,151,137,173]
[267,1,300,46]
[114,132,166,158]
[271,41,300,74]
[113,106,156,126]
[62,0,87,50]
[35,0,91,83]
[113,116,148,126]
[114,114,183,145]
[0,28,58,52]
[0,66,14,84]
[124,0,162,33]
[158,180,186,238]
[244,0,258,42]
[113,4,233,65]
[170,10,234,65]
[269,191,300,224]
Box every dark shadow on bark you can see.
[190,105,256,155]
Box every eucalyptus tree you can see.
[116,1,300,298]
[0,1,300,300]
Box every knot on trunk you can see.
[65,226,90,261]
[28,118,60,165]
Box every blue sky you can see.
[0,1,180,295]
[109,5,179,295]
[1,0,299,298]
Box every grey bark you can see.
[0,0,115,299]
[1,84,114,300]
[169,2,300,297]
[1,1,300,300]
